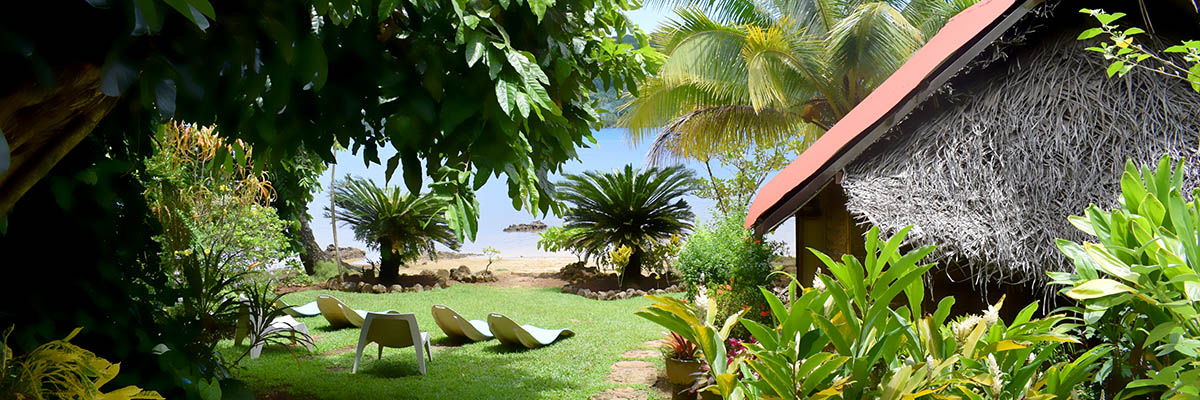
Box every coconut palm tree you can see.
[557,165,697,287]
[623,0,978,164]
[329,176,459,283]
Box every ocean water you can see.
[306,128,796,261]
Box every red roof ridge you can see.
[745,0,1036,233]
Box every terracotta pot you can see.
[665,357,703,385]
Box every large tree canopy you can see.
[0,0,660,239]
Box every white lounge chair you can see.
[275,299,321,318]
[487,313,574,349]
[316,295,368,329]
[431,305,493,342]
[352,312,433,375]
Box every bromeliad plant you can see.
[1051,156,1200,399]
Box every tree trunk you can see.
[378,242,401,284]
[621,247,644,288]
[0,64,118,216]
[297,214,327,275]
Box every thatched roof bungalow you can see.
[745,0,1200,310]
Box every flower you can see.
[760,310,770,317]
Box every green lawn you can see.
[221,285,668,399]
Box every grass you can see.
[221,285,670,399]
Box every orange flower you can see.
[760,310,770,317]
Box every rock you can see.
[502,220,548,233]
[412,284,424,292]
[372,284,387,294]
[359,284,374,293]
[559,261,599,282]
[324,245,366,260]
[436,269,451,280]
[341,282,357,291]
[437,280,449,289]
[450,265,472,281]
[580,289,592,297]
[561,285,574,294]
[420,269,436,277]
[472,271,497,282]
[403,286,416,293]
[390,284,403,293]
[634,290,646,297]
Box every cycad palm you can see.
[623,0,978,164]
[330,176,459,283]
[558,165,697,286]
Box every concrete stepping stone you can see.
[620,349,660,359]
[608,360,659,386]
[589,388,646,400]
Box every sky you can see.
[303,8,800,262]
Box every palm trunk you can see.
[620,247,644,288]
[378,241,401,284]
[330,162,343,279]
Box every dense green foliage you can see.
[676,210,782,289]
[0,327,163,399]
[1052,156,1200,399]
[640,226,1108,399]
[2,0,661,240]
[622,0,977,163]
[2,0,659,396]
[228,286,669,399]
[557,165,698,285]
[143,124,290,273]
[330,176,458,283]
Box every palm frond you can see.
[557,165,698,259]
[647,105,821,165]
[825,2,924,104]
[328,176,458,263]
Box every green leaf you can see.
[528,0,554,23]
[1123,27,1145,36]
[299,37,328,91]
[465,32,485,67]
[1065,278,1136,300]
[163,0,211,30]
[1096,12,1126,26]
[378,0,400,18]
[1107,61,1125,77]
[154,78,176,118]
[1077,28,1104,40]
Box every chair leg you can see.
[378,343,383,360]
[352,342,366,374]
[414,342,426,375]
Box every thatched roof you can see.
[842,6,1200,286]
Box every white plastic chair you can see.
[352,312,433,375]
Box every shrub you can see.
[1051,156,1200,399]
[676,209,784,289]
[640,225,1109,399]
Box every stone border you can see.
[560,283,686,301]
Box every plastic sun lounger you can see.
[316,295,369,329]
[353,312,433,375]
[275,299,321,318]
[431,305,493,342]
[486,313,574,349]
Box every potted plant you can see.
[661,331,702,385]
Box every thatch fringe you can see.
[841,27,1200,289]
